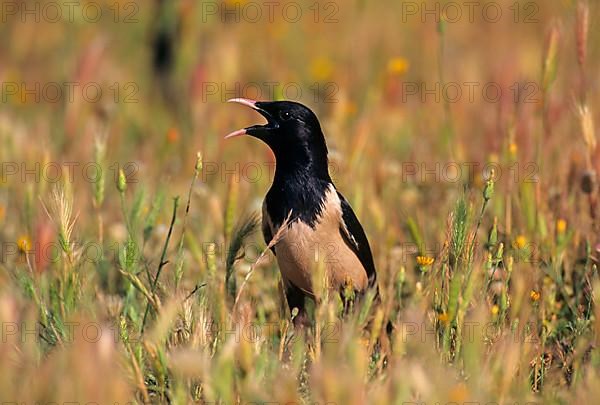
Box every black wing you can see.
[337,191,377,288]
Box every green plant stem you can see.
[141,196,180,334]
[464,198,490,288]
[175,163,200,287]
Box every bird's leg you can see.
[285,283,310,328]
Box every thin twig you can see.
[184,283,207,301]
[174,154,202,287]
[141,196,180,333]
[119,268,160,311]
[233,211,292,311]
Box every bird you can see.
[225,98,378,326]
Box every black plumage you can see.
[337,192,378,288]
[226,99,378,324]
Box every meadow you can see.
[0,0,599,403]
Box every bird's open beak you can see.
[225,98,277,139]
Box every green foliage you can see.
[0,1,599,403]
[225,214,260,301]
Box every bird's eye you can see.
[279,111,292,121]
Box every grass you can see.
[1,0,600,403]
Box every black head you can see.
[225,99,330,178]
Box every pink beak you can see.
[225,98,260,139]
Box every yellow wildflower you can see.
[488,153,500,164]
[491,305,499,315]
[310,57,334,82]
[416,255,435,266]
[387,57,410,75]
[530,290,541,302]
[438,312,449,324]
[556,219,567,235]
[514,235,527,249]
[17,235,32,252]
[449,383,469,403]
[344,101,358,116]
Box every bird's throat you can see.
[268,165,333,229]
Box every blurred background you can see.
[1,0,600,403]
[1,0,597,232]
